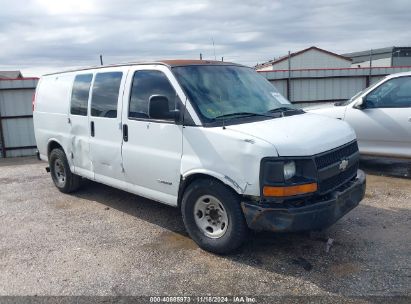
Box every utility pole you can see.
[368,49,372,76]
[367,49,372,86]
[287,51,291,101]
[212,38,216,60]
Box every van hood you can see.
[305,104,347,120]
[226,113,356,156]
[303,103,336,111]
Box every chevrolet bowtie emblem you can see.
[339,159,349,171]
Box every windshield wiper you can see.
[214,112,274,120]
[267,107,302,113]
[267,107,299,113]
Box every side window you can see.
[129,70,176,119]
[366,77,411,108]
[91,72,123,118]
[70,74,93,116]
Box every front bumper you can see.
[241,170,366,232]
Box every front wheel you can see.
[181,179,248,254]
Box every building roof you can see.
[0,71,23,79]
[255,46,352,69]
[343,47,395,58]
[343,46,411,58]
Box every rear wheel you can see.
[49,148,81,193]
[181,178,248,254]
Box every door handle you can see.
[123,124,128,142]
[90,121,95,137]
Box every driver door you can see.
[121,65,184,206]
[345,76,411,157]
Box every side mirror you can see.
[148,95,180,122]
[353,97,365,110]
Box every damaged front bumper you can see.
[241,170,366,232]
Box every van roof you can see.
[44,59,244,76]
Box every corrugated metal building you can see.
[0,77,38,157]
[259,66,411,105]
[344,47,411,68]
[255,46,352,71]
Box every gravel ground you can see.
[0,157,410,299]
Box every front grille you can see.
[318,162,358,193]
[315,141,359,170]
[315,140,359,194]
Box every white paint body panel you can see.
[34,63,358,207]
[181,126,276,197]
[227,113,356,157]
[89,67,129,183]
[121,65,184,205]
[34,74,75,169]
[307,72,411,158]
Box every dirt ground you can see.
[0,156,410,300]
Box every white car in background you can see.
[307,72,411,158]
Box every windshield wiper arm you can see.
[266,107,305,117]
[214,112,274,120]
[267,107,302,113]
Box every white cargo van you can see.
[33,60,366,254]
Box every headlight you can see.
[260,157,317,186]
[261,158,317,197]
[283,161,296,180]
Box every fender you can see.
[182,168,248,194]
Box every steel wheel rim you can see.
[54,159,66,186]
[194,195,229,239]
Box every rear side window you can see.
[129,70,176,119]
[70,74,93,116]
[91,72,123,118]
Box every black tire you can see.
[49,148,81,193]
[181,178,248,254]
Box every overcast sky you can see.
[0,0,410,76]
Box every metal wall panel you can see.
[0,90,33,116]
[290,77,365,102]
[0,79,38,158]
[270,79,287,96]
[260,66,411,80]
[2,118,36,148]
[260,66,411,103]
[6,148,37,158]
[0,79,38,90]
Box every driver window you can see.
[365,76,411,108]
[129,70,177,119]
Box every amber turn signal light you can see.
[263,183,318,197]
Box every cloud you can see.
[0,0,410,76]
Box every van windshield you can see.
[172,65,295,122]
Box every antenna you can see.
[212,37,216,60]
[99,54,104,66]
[200,53,203,60]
